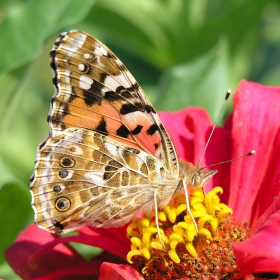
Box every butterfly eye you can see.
[192,174,202,186]
[55,197,71,211]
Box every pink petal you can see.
[159,108,229,191]
[253,278,280,280]
[99,262,144,280]
[29,226,129,261]
[161,80,280,227]
[159,108,213,165]
[233,198,280,277]
[5,224,85,279]
[5,224,131,279]
[31,261,101,280]
[225,80,280,226]
[77,226,130,259]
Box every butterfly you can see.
[30,30,217,238]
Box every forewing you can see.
[48,30,178,176]
[30,128,167,233]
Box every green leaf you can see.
[0,182,33,263]
[0,261,21,280]
[155,40,229,122]
[0,0,95,77]
[261,64,280,86]
[0,156,16,188]
[0,0,95,180]
[88,0,270,72]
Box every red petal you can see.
[28,226,129,261]
[5,224,85,279]
[161,81,280,226]
[99,262,144,280]
[225,80,280,226]
[159,108,225,191]
[5,224,131,279]
[253,279,280,280]
[31,261,101,280]
[159,108,212,165]
[233,199,280,277]
[159,105,234,197]
[77,226,130,259]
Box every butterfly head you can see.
[189,168,218,189]
[179,161,218,190]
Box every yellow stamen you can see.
[168,249,180,263]
[168,208,177,223]
[158,211,166,221]
[199,227,212,239]
[185,242,198,257]
[150,241,164,250]
[131,237,142,248]
[141,247,150,260]
[126,187,248,279]
[175,203,186,215]
[127,250,143,264]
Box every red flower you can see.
[5,80,280,279]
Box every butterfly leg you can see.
[182,180,199,232]
[153,191,165,248]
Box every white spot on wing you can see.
[75,33,87,44]
[79,75,93,90]
[104,141,119,157]
[93,44,108,56]
[104,71,135,90]
[64,69,71,83]
[62,84,72,96]
[116,72,135,87]
[63,33,86,55]
[78,64,85,71]
[84,172,105,186]
[42,154,52,168]
[84,53,92,60]
[104,75,121,90]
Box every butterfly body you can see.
[30,30,216,234]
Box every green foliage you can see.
[156,40,229,119]
[0,0,279,278]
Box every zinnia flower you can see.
[5,80,280,279]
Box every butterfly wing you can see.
[31,30,181,233]
[48,30,178,176]
[30,128,169,233]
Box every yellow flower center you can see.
[126,187,248,279]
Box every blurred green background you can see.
[0,0,280,278]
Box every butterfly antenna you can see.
[197,89,231,168]
[201,150,255,170]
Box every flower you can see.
[126,187,247,279]
[5,80,280,279]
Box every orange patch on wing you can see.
[62,98,142,149]
[63,98,118,128]
[122,112,162,156]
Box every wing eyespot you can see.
[60,157,76,168]
[55,197,71,212]
[53,185,62,193]
[31,30,181,234]
[59,170,68,178]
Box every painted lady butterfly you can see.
[30,30,217,237]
